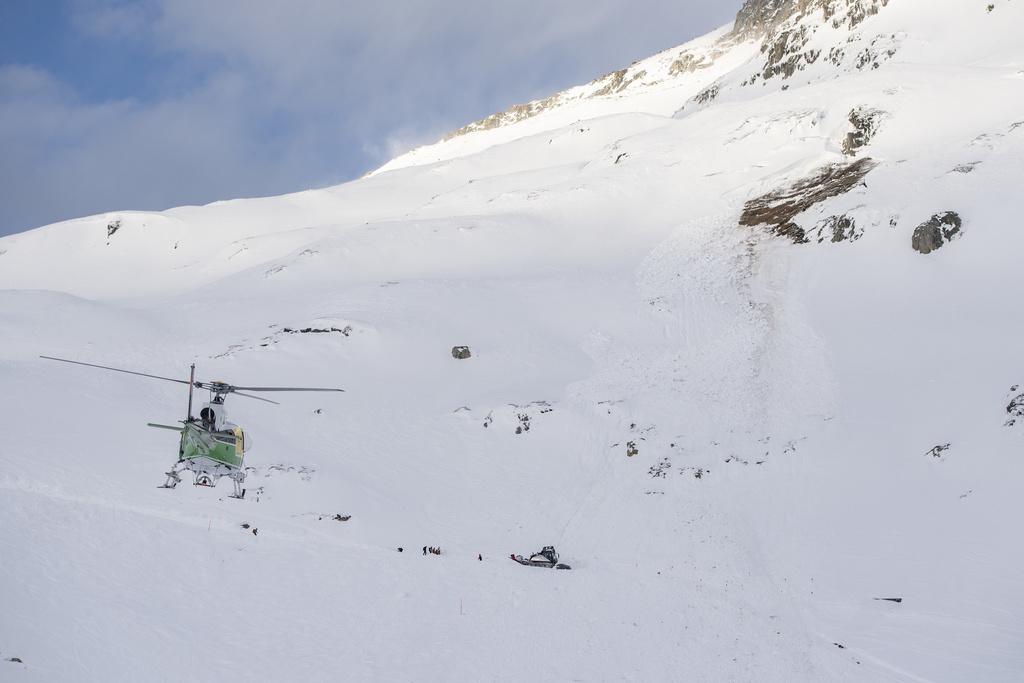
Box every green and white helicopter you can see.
[41,356,343,498]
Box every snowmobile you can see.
[511,545,571,570]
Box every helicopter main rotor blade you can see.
[227,386,345,393]
[231,391,280,405]
[40,356,191,385]
[191,381,343,394]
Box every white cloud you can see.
[1,0,738,235]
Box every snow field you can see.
[3,0,1024,679]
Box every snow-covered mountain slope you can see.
[2,1,1023,680]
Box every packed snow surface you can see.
[2,1,1023,680]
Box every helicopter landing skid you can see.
[227,473,246,499]
[157,459,246,498]
[159,469,182,489]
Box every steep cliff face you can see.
[723,0,894,90]
[733,0,805,39]
[734,0,890,39]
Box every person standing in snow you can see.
[423,546,427,555]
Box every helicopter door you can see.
[232,427,247,456]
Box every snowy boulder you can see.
[451,346,471,359]
[911,211,962,254]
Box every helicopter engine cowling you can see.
[199,402,227,430]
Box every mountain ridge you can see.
[381,0,895,171]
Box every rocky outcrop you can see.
[809,213,863,243]
[443,99,561,141]
[733,0,805,40]
[911,212,962,254]
[760,23,820,80]
[734,0,891,39]
[739,158,877,242]
[668,50,721,76]
[843,107,886,156]
[693,84,721,106]
[442,63,654,141]
[734,0,896,87]
[1006,385,1024,427]
[452,346,472,359]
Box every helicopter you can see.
[40,356,343,498]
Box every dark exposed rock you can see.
[515,413,530,434]
[1006,385,1024,427]
[484,401,551,433]
[282,326,352,335]
[761,24,818,80]
[952,162,981,174]
[106,219,121,238]
[810,213,863,243]
[925,443,950,458]
[739,158,878,242]
[911,212,962,254]
[649,458,671,478]
[694,84,720,105]
[843,107,886,156]
[452,345,471,359]
[733,0,802,39]
[847,1,882,28]
[735,0,890,40]
[735,0,895,86]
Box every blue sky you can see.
[0,1,737,237]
